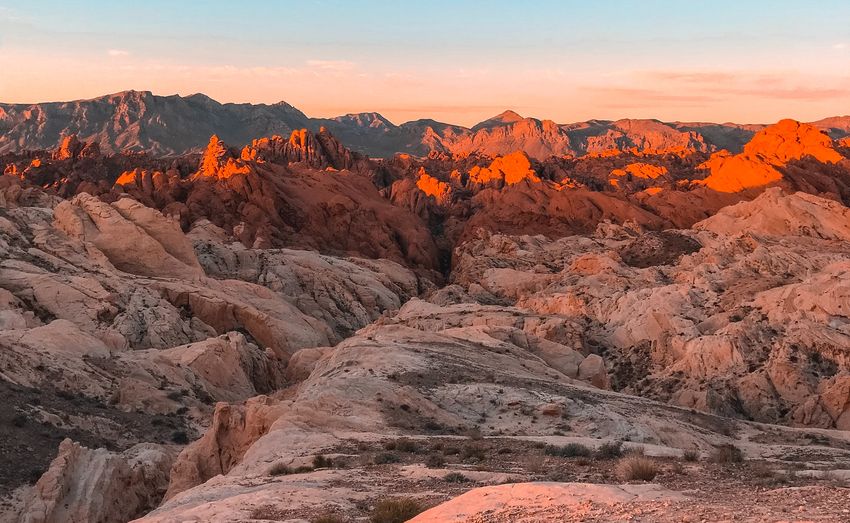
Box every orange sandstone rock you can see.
[610,163,668,180]
[415,168,452,205]
[467,151,540,189]
[698,120,843,192]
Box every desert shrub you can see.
[616,455,659,481]
[313,454,333,469]
[424,453,445,468]
[710,444,744,463]
[370,497,423,523]
[595,441,624,460]
[442,446,461,456]
[574,457,593,467]
[268,462,313,476]
[391,438,419,453]
[373,452,401,465]
[544,443,592,458]
[461,443,486,462]
[682,449,700,462]
[11,413,28,428]
[250,506,284,519]
[443,472,470,483]
[170,431,189,444]
[422,420,444,432]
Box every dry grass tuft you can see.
[616,455,660,481]
[682,448,700,462]
[544,443,592,458]
[370,497,424,523]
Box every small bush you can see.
[392,438,419,453]
[710,444,744,463]
[170,431,189,444]
[268,462,313,476]
[250,506,284,520]
[11,413,28,428]
[461,444,486,462]
[423,420,444,432]
[424,453,445,468]
[373,452,401,465]
[442,446,461,456]
[269,462,290,476]
[616,455,659,481]
[313,455,333,469]
[545,443,592,458]
[595,441,624,460]
[443,472,470,483]
[682,449,700,462]
[370,497,423,523]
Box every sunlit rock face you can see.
[698,119,845,192]
[467,151,540,189]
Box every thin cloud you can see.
[0,6,23,22]
[834,43,848,50]
[641,70,737,83]
[107,49,130,57]
[305,60,356,72]
[582,86,719,104]
[714,86,849,101]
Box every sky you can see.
[0,0,849,126]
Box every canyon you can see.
[2,94,850,522]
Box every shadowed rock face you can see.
[0,91,311,156]
[0,184,426,520]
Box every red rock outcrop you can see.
[467,151,540,190]
[698,119,845,192]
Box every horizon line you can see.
[4,89,850,130]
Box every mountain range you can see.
[3,90,849,159]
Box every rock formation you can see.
[4,101,850,523]
[698,119,845,192]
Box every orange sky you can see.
[1,1,849,126]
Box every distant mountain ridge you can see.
[1,90,848,159]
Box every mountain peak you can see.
[330,112,395,130]
[493,110,524,122]
[471,110,528,132]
